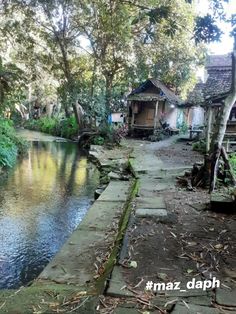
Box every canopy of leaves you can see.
[0,0,233,119]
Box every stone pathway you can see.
[105,138,236,314]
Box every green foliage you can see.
[25,117,79,139]
[1,0,234,128]
[98,124,128,145]
[60,117,79,139]
[0,57,27,111]
[0,134,17,167]
[0,118,28,167]
[194,15,223,43]
[91,136,105,146]
[178,121,189,134]
[192,140,206,154]
[229,153,236,175]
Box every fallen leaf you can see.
[214,244,223,249]
[158,273,168,280]
[187,242,197,246]
[130,261,138,268]
[187,269,194,274]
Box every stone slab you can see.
[130,150,164,174]
[153,295,212,311]
[38,229,112,287]
[108,171,122,180]
[136,196,166,209]
[0,285,79,314]
[79,200,125,231]
[160,166,192,175]
[210,193,236,212]
[216,288,236,307]
[106,266,134,297]
[136,208,168,218]
[98,180,131,202]
[38,180,132,287]
[171,303,220,314]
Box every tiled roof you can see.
[186,54,233,105]
[206,54,232,69]
[204,68,232,100]
[186,82,205,105]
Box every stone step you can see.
[210,193,236,212]
[106,266,134,298]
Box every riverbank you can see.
[0,141,136,313]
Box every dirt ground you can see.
[155,139,203,167]
[123,190,236,288]
[124,141,235,287]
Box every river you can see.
[0,130,99,289]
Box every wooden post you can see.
[226,139,230,152]
[131,103,135,128]
[154,101,159,131]
[206,106,213,153]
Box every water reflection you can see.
[0,140,99,288]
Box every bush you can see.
[60,116,79,139]
[91,136,105,145]
[0,118,28,168]
[192,140,206,154]
[25,116,79,139]
[178,122,189,134]
[99,124,128,145]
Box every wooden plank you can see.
[131,104,135,128]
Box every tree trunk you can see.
[191,37,236,192]
[208,38,236,191]
[206,106,213,153]
[105,74,113,121]
[90,59,97,98]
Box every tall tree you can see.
[76,0,134,117]
[5,0,86,125]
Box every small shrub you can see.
[91,136,105,145]
[192,140,206,154]
[99,124,128,145]
[60,116,79,138]
[178,122,188,134]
